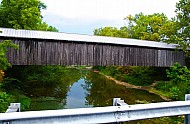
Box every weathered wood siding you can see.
[0,38,185,67]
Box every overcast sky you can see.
[41,0,179,35]
[0,0,179,35]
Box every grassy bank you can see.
[93,64,190,101]
[92,65,186,123]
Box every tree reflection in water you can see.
[10,66,164,110]
[23,67,83,110]
[83,72,164,107]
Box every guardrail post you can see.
[113,98,120,106]
[113,98,127,106]
[185,94,190,124]
[6,103,20,113]
[113,98,127,124]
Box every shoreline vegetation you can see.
[93,70,170,101]
[92,69,185,123]
[92,64,190,102]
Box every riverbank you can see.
[93,71,170,101]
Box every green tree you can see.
[166,63,190,84]
[0,40,18,84]
[0,40,18,112]
[124,13,176,41]
[94,27,129,38]
[0,0,58,112]
[166,0,190,51]
[0,0,58,32]
[0,40,19,71]
[0,91,12,112]
[94,13,175,42]
[37,22,59,32]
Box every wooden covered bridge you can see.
[0,27,185,67]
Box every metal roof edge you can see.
[0,27,180,49]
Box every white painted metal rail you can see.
[1,98,190,124]
[5,103,20,113]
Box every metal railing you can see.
[5,103,20,113]
[1,95,190,124]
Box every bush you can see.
[0,41,19,112]
[122,66,154,85]
[9,90,31,111]
[155,81,172,93]
[94,66,155,86]
[155,63,190,100]
[0,91,12,112]
[169,87,181,101]
[17,95,31,110]
[166,63,190,84]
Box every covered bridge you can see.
[0,27,185,67]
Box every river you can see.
[26,69,164,111]
[18,68,170,123]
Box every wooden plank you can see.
[1,39,185,67]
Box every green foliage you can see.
[0,0,42,29]
[2,66,84,111]
[169,87,181,100]
[94,27,128,38]
[0,91,11,112]
[176,0,190,29]
[0,0,58,32]
[0,78,30,111]
[154,81,172,93]
[0,40,30,112]
[0,0,58,112]
[125,13,175,41]
[166,63,190,84]
[84,72,164,107]
[2,66,83,111]
[93,4,190,52]
[94,13,175,42]
[29,97,65,111]
[155,80,186,101]
[10,90,31,110]
[156,63,190,101]
[18,95,31,110]
[23,66,73,84]
[95,66,155,86]
[164,0,190,51]
[175,0,190,49]
[37,22,58,32]
[124,66,154,85]
[0,40,19,70]
[5,66,82,97]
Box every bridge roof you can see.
[0,27,178,49]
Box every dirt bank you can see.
[94,71,170,101]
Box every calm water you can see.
[65,78,93,108]
[27,69,164,111]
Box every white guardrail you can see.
[0,95,190,124]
